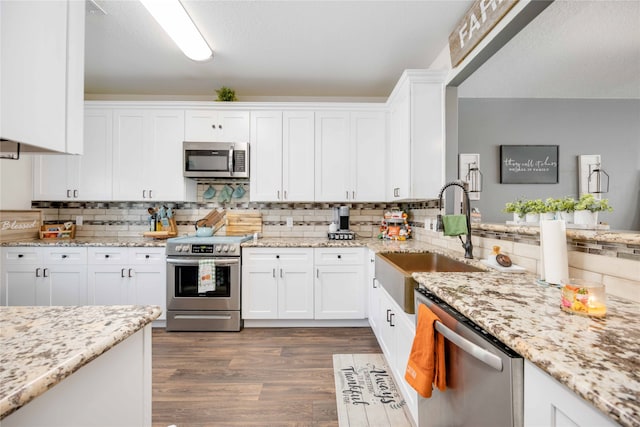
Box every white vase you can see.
[513,213,523,223]
[540,212,555,221]
[525,213,540,223]
[574,210,598,227]
[558,211,574,223]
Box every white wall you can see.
[0,156,32,210]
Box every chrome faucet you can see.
[437,180,474,259]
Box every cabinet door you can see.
[2,264,43,306]
[315,265,365,319]
[351,112,386,201]
[250,111,283,201]
[242,262,278,319]
[282,111,315,202]
[394,307,418,423]
[47,264,88,306]
[112,109,147,200]
[78,108,113,200]
[388,86,410,200]
[0,0,75,153]
[87,265,129,305]
[218,111,250,142]
[32,155,77,200]
[314,111,351,201]
[185,110,219,141]
[131,265,166,320]
[278,263,314,319]
[147,109,187,201]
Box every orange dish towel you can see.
[405,303,446,398]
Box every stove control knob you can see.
[216,245,222,252]
[229,246,236,253]
[222,245,229,252]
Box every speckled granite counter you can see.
[0,305,161,419]
[412,271,639,427]
[0,237,167,247]
[474,223,640,245]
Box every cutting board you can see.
[225,212,262,236]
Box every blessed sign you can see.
[500,145,559,184]
[0,210,42,242]
[449,0,519,67]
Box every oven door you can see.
[167,257,240,311]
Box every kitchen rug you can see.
[333,354,413,427]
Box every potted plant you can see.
[215,86,237,102]
[503,199,527,223]
[574,194,613,227]
[541,198,558,221]
[524,199,546,223]
[556,196,577,223]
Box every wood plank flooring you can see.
[152,327,381,427]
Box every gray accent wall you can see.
[457,98,640,231]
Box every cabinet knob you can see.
[211,124,216,130]
[145,254,150,259]
[61,254,68,259]
[276,255,280,259]
[18,254,24,258]
[218,124,223,129]
[337,255,342,259]
[105,254,110,258]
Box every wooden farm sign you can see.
[449,0,519,67]
[0,210,42,242]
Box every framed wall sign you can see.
[500,145,559,184]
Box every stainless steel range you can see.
[166,234,252,331]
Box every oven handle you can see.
[434,321,503,372]
[166,258,239,266]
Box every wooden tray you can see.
[40,223,76,239]
[226,212,262,236]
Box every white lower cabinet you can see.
[524,360,618,427]
[1,247,88,306]
[242,248,314,319]
[87,247,166,320]
[314,248,366,319]
[369,277,418,424]
[242,247,366,320]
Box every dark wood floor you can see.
[152,327,381,427]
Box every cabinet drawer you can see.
[88,247,128,264]
[129,247,165,264]
[42,247,86,264]
[1,247,41,264]
[243,248,313,263]
[314,248,364,265]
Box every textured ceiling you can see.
[458,0,640,99]
[85,0,473,99]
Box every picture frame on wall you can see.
[500,145,559,184]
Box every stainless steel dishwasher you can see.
[414,287,524,427]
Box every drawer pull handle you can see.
[43,268,49,278]
[386,309,392,322]
[61,254,68,259]
[18,254,24,258]
[121,268,126,278]
[105,254,110,258]
[128,268,134,278]
[36,268,41,277]
[145,254,150,259]
[389,313,395,327]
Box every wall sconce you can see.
[579,155,610,197]
[588,162,609,194]
[459,153,482,200]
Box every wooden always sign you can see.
[449,0,519,67]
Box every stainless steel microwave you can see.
[183,141,249,179]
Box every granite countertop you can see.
[474,223,640,245]
[412,271,640,427]
[0,305,161,419]
[0,237,167,247]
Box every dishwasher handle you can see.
[434,321,503,372]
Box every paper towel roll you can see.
[540,220,569,285]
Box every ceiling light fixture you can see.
[140,0,212,62]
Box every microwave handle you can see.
[228,145,234,176]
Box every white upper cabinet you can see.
[387,70,446,201]
[185,110,250,142]
[315,111,386,202]
[113,109,195,201]
[33,109,113,201]
[0,0,84,154]
[250,110,315,202]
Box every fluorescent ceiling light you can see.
[140,0,212,62]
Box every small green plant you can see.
[215,86,237,102]
[575,194,613,212]
[558,196,577,213]
[503,199,527,216]
[525,199,546,214]
[545,197,563,213]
